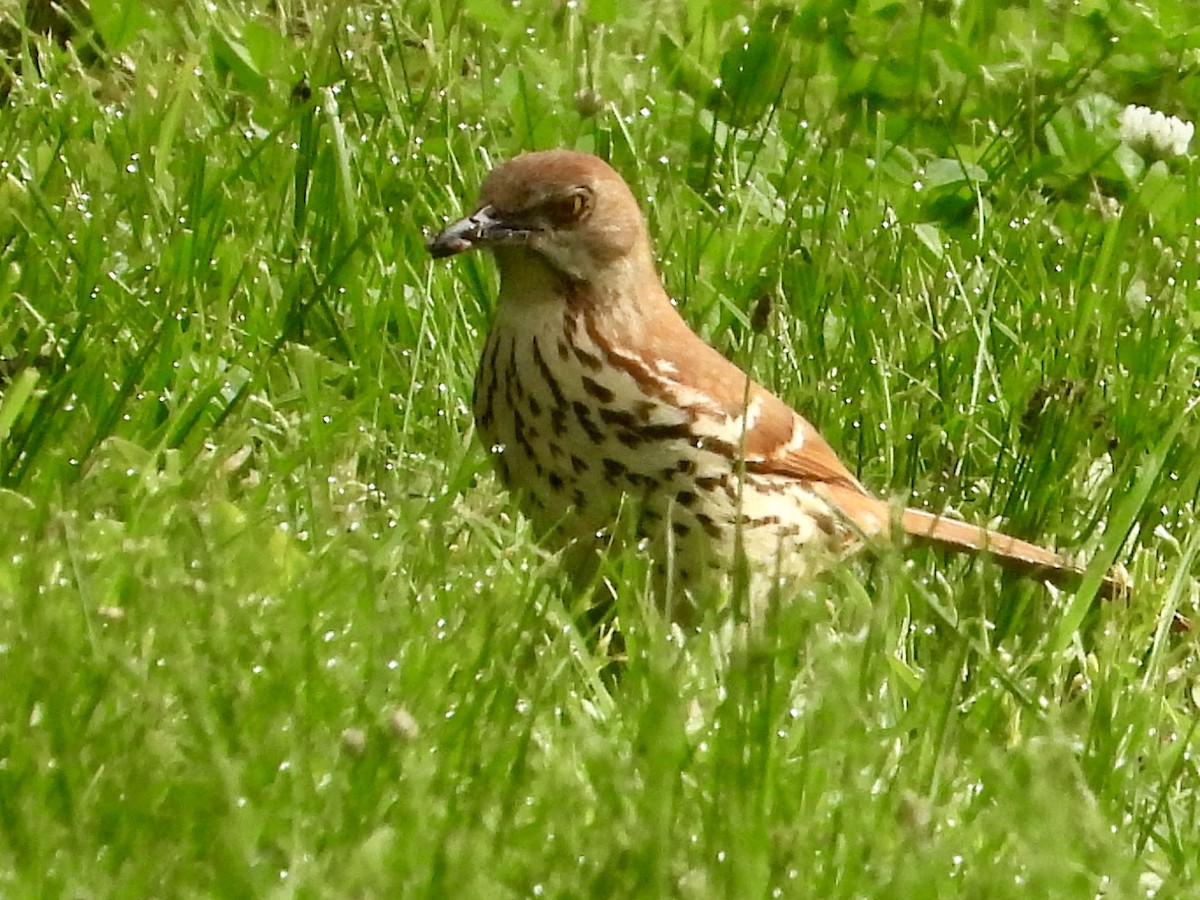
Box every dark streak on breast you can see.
[531,338,567,409]
[511,405,535,459]
[474,332,500,431]
[572,401,604,442]
[581,375,615,403]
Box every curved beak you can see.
[426,205,533,258]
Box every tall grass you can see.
[1,0,1197,895]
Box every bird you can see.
[428,148,1127,618]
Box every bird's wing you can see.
[743,406,866,490]
[634,305,867,490]
[615,297,1130,600]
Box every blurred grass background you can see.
[1,0,1198,895]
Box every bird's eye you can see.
[544,189,591,225]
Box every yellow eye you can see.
[545,190,590,224]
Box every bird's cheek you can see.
[589,224,637,262]
[531,242,585,280]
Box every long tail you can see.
[899,507,1127,600]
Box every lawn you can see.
[1,0,1198,896]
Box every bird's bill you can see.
[427,205,532,258]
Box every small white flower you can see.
[1139,870,1164,897]
[1119,104,1194,157]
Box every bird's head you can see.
[428,150,652,287]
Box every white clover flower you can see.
[1118,104,1194,157]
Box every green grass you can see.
[2,0,1199,895]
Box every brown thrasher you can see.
[428,149,1126,611]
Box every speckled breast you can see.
[470,303,849,592]
[472,307,698,543]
